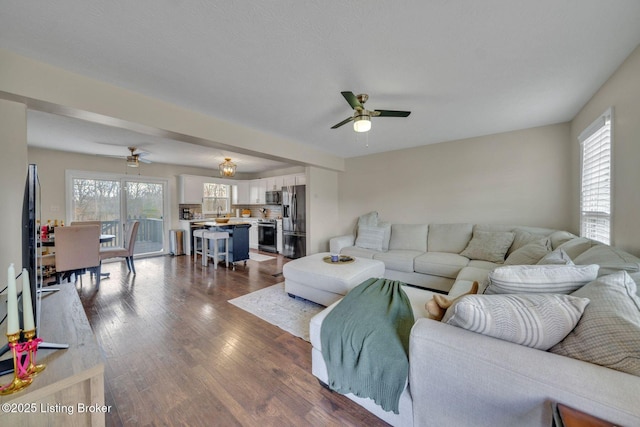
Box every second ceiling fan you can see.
[331,91,411,132]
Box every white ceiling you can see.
[2,1,640,172]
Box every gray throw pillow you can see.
[355,224,385,251]
[504,238,551,265]
[443,294,589,350]
[537,248,574,265]
[550,271,640,376]
[357,211,378,227]
[460,230,515,263]
[484,264,599,295]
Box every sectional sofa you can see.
[311,214,640,426]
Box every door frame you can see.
[65,170,171,256]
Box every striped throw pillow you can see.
[485,264,599,295]
[550,271,640,376]
[443,294,589,350]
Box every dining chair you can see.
[54,224,101,286]
[100,221,140,274]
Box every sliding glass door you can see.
[67,171,167,256]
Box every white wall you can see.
[570,44,640,256]
[337,123,573,236]
[0,100,28,271]
[307,166,339,254]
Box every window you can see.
[203,183,230,214]
[67,170,168,255]
[579,108,612,244]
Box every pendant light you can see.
[219,157,237,177]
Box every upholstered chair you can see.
[99,221,140,274]
[54,224,101,285]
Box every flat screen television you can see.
[0,164,64,376]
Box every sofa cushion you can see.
[442,294,589,350]
[414,252,469,279]
[373,250,423,273]
[341,246,377,259]
[355,224,386,251]
[389,224,428,252]
[573,244,640,276]
[537,248,574,265]
[460,230,515,263]
[485,264,600,295]
[556,237,600,260]
[504,238,551,265]
[427,223,473,253]
[550,271,640,376]
[549,230,578,250]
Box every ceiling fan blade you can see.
[374,110,411,117]
[341,91,362,110]
[331,116,355,129]
[138,157,152,164]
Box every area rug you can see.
[228,282,323,341]
[249,252,276,262]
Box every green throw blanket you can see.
[320,277,415,414]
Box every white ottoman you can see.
[283,252,385,306]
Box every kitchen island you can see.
[201,220,251,268]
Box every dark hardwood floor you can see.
[76,252,389,427]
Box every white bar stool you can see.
[203,230,230,269]
[193,229,207,265]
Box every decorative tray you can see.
[322,255,355,264]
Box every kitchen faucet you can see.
[217,206,223,217]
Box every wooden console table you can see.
[0,286,105,426]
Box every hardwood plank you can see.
[78,253,389,426]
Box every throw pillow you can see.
[508,229,548,255]
[460,230,515,263]
[442,294,589,350]
[484,264,599,295]
[550,271,640,376]
[378,221,392,251]
[504,238,551,265]
[556,237,599,260]
[357,211,378,227]
[355,225,386,251]
[548,230,578,250]
[537,248,574,265]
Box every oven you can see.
[258,220,277,253]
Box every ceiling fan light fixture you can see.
[126,156,139,167]
[353,115,371,133]
[219,157,237,177]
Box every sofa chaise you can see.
[308,214,640,426]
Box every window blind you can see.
[579,108,612,244]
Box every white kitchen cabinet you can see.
[233,181,251,205]
[282,173,306,187]
[249,220,259,249]
[179,175,205,204]
[265,176,285,192]
[249,179,266,204]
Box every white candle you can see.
[6,263,19,335]
[22,268,35,331]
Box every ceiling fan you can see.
[124,146,151,167]
[331,91,411,132]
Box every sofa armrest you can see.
[409,319,640,427]
[329,234,355,254]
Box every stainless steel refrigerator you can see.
[281,184,306,259]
